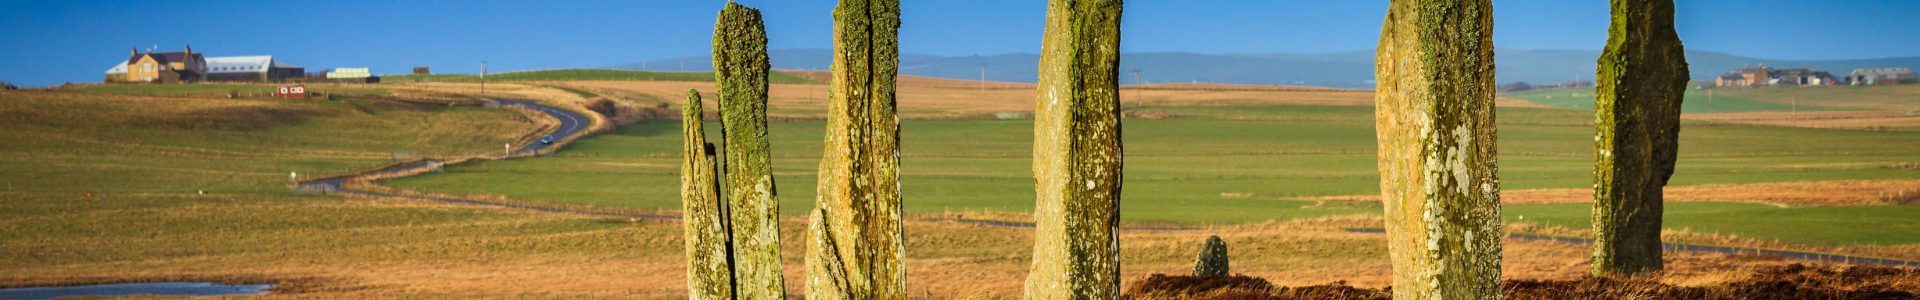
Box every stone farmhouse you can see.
[1713,64,1839,87]
[105,46,207,83]
[105,46,305,83]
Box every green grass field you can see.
[383,104,1920,235]
[1502,83,1920,114]
[380,69,815,85]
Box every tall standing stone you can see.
[1373,0,1503,298]
[714,2,785,298]
[679,89,733,300]
[1591,0,1687,277]
[1023,0,1123,298]
[804,0,904,298]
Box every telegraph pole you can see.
[978,63,987,92]
[480,60,488,96]
[1132,68,1143,101]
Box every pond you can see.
[0,282,272,299]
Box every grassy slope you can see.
[381,69,815,85]
[384,103,1920,239]
[0,90,666,295]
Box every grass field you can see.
[383,102,1920,237]
[4,82,1916,297]
[1502,83,1920,114]
[379,69,814,85]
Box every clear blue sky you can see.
[2,0,1916,87]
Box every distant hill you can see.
[608,49,1920,89]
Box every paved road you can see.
[297,99,589,193]
[498,99,589,155]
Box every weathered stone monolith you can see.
[1023,0,1124,298]
[804,0,904,298]
[679,89,733,300]
[1373,0,1503,298]
[1591,0,1687,277]
[713,2,784,298]
[1193,235,1230,277]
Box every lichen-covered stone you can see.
[1591,0,1687,277]
[1373,0,1503,298]
[804,0,904,298]
[1023,0,1124,298]
[1193,235,1230,277]
[713,2,784,298]
[679,89,733,300]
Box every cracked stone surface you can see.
[679,89,733,300]
[1022,0,1125,298]
[804,0,905,298]
[713,2,785,298]
[1592,0,1688,277]
[1373,0,1503,298]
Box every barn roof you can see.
[206,56,301,74]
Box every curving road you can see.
[297,99,592,193]
[498,99,589,155]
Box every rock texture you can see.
[1591,0,1687,277]
[713,2,785,298]
[1372,0,1504,298]
[679,89,733,300]
[1193,235,1230,277]
[1022,0,1124,298]
[804,0,905,298]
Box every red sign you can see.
[276,84,308,99]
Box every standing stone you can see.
[1193,235,1230,277]
[1591,0,1687,277]
[679,89,733,300]
[1023,0,1123,298]
[714,2,784,298]
[804,0,904,298]
[1373,0,1503,298]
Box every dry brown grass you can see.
[554,76,1544,121]
[1689,110,1920,131]
[1306,179,1920,207]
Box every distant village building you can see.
[325,67,380,83]
[106,46,207,83]
[1713,65,1837,87]
[413,66,431,75]
[1849,68,1918,85]
[205,56,305,82]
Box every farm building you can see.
[205,56,305,82]
[1713,65,1838,87]
[325,67,380,83]
[1849,68,1918,85]
[106,46,207,83]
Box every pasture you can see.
[383,92,1920,244]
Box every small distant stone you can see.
[1193,235,1230,277]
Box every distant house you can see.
[413,66,431,75]
[1849,68,1918,85]
[205,56,305,82]
[107,46,207,83]
[1713,65,1836,87]
[325,67,379,83]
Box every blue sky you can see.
[2,0,1916,86]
